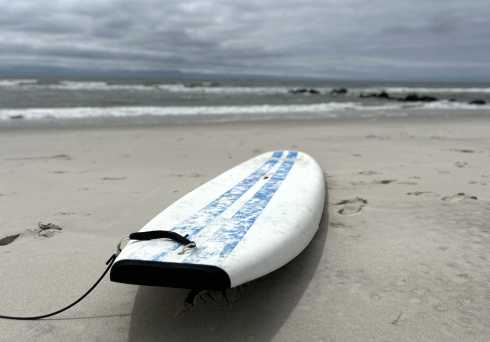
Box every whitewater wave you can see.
[0,79,157,91]
[421,100,490,109]
[156,84,286,94]
[0,103,369,120]
[0,79,285,94]
[1,101,489,121]
[44,81,155,91]
[0,79,38,87]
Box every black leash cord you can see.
[0,230,193,320]
[0,253,116,320]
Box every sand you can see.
[0,116,489,341]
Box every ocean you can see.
[1,77,490,125]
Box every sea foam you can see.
[1,101,489,121]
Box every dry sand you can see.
[0,116,489,341]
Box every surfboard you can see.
[110,151,325,289]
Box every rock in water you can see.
[360,90,392,99]
[9,115,24,120]
[331,88,348,95]
[469,99,486,105]
[400,93,438,102]
[289,88,320,95]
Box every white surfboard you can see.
[110,151,325,289]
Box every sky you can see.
[1,0,489,81]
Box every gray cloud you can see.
[0,0,489,80]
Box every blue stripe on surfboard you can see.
[150,151,284,262]
[183,151,298,263]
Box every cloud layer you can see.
[1,0,489,80]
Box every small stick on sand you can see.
[391,311,403,325]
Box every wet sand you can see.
[0,116,489,341]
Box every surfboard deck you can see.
[110,151,325,289]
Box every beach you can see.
[0,116,488,341]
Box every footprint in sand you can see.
[330,221,348,229]
[5,154,72,161]
[171,173,204,179]
[101,176,127,181]
[441,193,478,202]
[450,148,475,154]
[374,179,396,185]
[398,181,418,185]
[407,191,432,196]
[365,134,390,140]
[350,181,368,186]
[189,172,204,178]
[335,197,367,215]
[358,170,380,176]
[469,180,488,186]
[56,211,76,216]
[50,170,68,174]
[35,222,63,238]
[0,222,63,246]
[454,161,469,168]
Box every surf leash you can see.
[0,231,195,320]
[0,253,117,320]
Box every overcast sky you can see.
[1,0,489,80]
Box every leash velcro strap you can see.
[129,231,195,247]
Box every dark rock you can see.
[399,93,438,102]
[9,115,24,120]
[289,88,307,94]
[448,98,457,102]
[469,99,486,105]
[360,90,392,100]
[377,90,391,99]
[331,87,348,95]
[289,88,320,95]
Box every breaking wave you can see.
[1,101,489,121]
